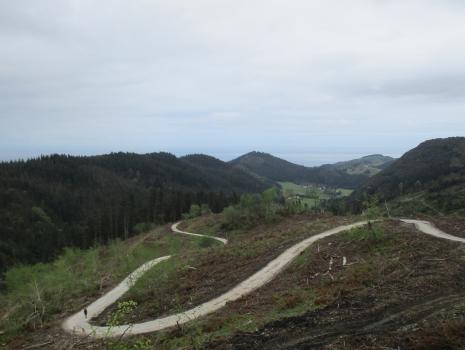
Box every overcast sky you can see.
[1,1,465,165]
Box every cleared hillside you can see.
[6,214,465,350]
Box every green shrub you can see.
[104,301,153,350]
[347,226,384,241]
[182,203,209,219]
[0,232,185,340]
[363,194,381,221]
[198,236,216,248]
[200,204,211,215]
[133,222,155,234]
[107,300,138,327]
[222,187,286,229]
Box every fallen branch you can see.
[322,271,334,281]
[22,341,53,350]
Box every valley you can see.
[279,182,353,209]
[2,3,465,349]
[1,137,465,349]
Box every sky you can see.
[1,1,465,166]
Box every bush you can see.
[0,236,170,340]
[200,204,211,215]
[222,187,285,229]
[362,194,381,221]
[347,225,384,241]
[182,203,211,219]
[133,222,155,234]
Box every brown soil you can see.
[206,219,465,349]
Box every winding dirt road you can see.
[62,219,462,338]
[171,221,228,244]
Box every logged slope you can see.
[229,151,376,188]
[63,218,462,339]
[63,220,369,338]
[350,137,465,213]
[211,218,465,350]
[0,153,265,270]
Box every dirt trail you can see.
[171,221,228,244]
[62,219,459,339]
[62,222,227,338]
[401,219,465,243]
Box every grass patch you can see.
[337,188,353,196]
[0,225,202,341]
[120,256,188,319]
[279,182,353,210]
[272,287,317,318]
[138,286,317,350]
[346,225,384,241]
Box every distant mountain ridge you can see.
[229,151,394,189]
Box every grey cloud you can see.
[1,0,465,165]
[358,74,465,100]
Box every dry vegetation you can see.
[208,220,465,349]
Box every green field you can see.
[279,182,353,208]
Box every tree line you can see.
[0,153,251,272]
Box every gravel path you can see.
[62,219,459,338]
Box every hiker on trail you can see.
[84,308,88,319]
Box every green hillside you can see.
[229,151,382,189]
[350,137,465,214]
[332,154,395,176]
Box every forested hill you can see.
[229,151,384,188]
[180,154,275,189]
[350,137,465,213]
[0,152,266,270]
[229,152,310,182]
